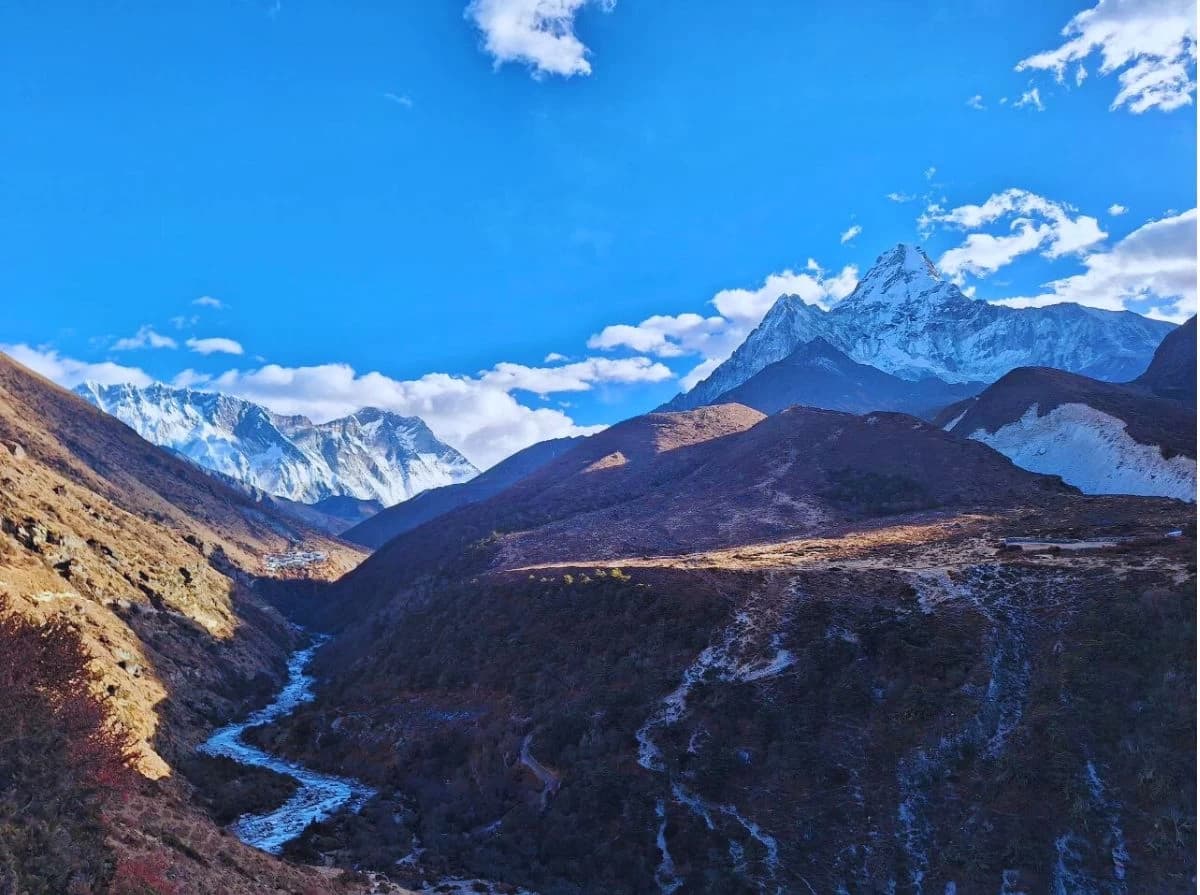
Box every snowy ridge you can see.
[962,403,1196,501]
[667,244,1172,410]
[77,381,478,505]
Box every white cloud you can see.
[678,356,723,391]
[588,313,726,358]
[588,260,859,388]
[1015,86,1045,110]
[1016,0,1197,113]
[464,0,615,78]
[172,369,211,389]
[207,362,605,468]
[711,264,859,324]
[186,337,245,356]
[0,343,674,468]
[480,356,672,394]
[966,94,986,109]
[543,351,568,362]
[193,296,223,309]
[1108,203,1128,215]
[995,208,1197,321]
[383,92,414,108]
[924,166,937,180]
[840,224,863,244]
[170,315,199,330]
[938,225,1051,282]
[112,325,178,351]
[0,344,153,389]
[886,192,915,203]
[922,188,1107,282]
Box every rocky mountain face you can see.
[344,435,582,549]
[0,351,368,894]
[1133,314,1196,405]
[77,382,478,506]
[665,244,1174,411]
[939,366,1196,501]
[713,336,982,417]
[252,399,1193,894]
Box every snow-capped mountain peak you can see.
[663,242,1175,410]
[840,243,960,309]
[77,382,478,506]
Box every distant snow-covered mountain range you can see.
[665,244,1175,411]
[76,382,478,506]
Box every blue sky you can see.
[1,0,1195,466]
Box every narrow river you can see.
[200,634,375,854]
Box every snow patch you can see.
[969,403,1195,501]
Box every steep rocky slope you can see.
[0,352,371,894]
[712,337,981,417]
[938,366,1196,500]
[666,244,1173,410]
[79,382,477,506]
[1132,314,1196,405]
[345,435,581,549]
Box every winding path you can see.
[199,634,375,854]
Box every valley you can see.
[2,245,1194,894]
[4,2,1197,891]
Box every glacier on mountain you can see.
[76,382,478,505]
[666,244,1174,410]
[965,403,1196,502]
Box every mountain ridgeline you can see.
[78,382,478,507]
[665,244,1174,413]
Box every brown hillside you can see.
[327,403,1068,622]
[0,352,371,894]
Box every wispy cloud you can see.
[0,344,152,388]
[921,188,1107,283]
[840,224,863,245]
[1016,0,1197,113]
[995,208,1196,321]
[383,92,414,108]
[966,94,985,110]
[480,356,672,395]
[588,258,859,389]
[193,296,224,309]
[112,325,178,351]
[1015,86,1045,110]
[186,337,244,356]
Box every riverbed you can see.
[199,633,375,854]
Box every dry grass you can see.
[0,352,372,892]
